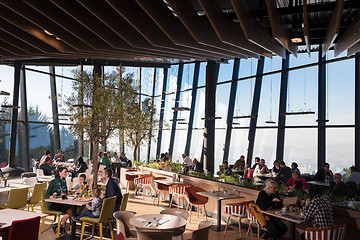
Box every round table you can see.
[129,214,187,231]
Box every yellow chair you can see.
[39,190,63,237]
[80,196,116,240]
[120,193,129,211]
[27,182,47,211]
[0,187,29,210]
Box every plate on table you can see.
[75,197,92,201]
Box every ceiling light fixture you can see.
[291,37,303,43]
[0,90,10,96]
[44,29,54,36]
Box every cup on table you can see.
[281,207,287,214]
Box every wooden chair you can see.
[185,186,208,222]
[7,216,40,240]
[304,223,347,240]
[39,190,63,237]
[27,182,47,211]
[80,196,116,240]
[134,175,153,199]
[125,170,138,193]
[0,188,29,210]
[169,183,192,209]
[120,193,130,211]
[191,221,213,240]
[113,211,137,240]
[224,200,254,237]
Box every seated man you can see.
[329,173,348,198]
[276,161,292,184]
[253,158,270,180]
[314,163,333,181]
[344,166,360,186]
[233,155,245,171]
[192,158,203,173]
[182,153,193,170]
[301,185,334,239]
[251,157,260,169]
[217,161,232,176]
[101,168,122,211]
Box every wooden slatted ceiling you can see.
[0,0,358,64]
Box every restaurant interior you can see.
[0,0,360,240]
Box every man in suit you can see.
[101,168,122,211]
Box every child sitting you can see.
[73,188,103,221]
[74,174,87,193]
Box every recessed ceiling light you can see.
[291,37,303,43]
[44,29,54,36]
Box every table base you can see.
[210,225,226,232]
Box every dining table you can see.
[129,214,187,231]
[45,197,92,239]
[196,190,244,232]
[0,208,48,238]
[307,181,330,187]
[261,208,305,240]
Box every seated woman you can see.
[40,156,55,176]
[256,179,287,240]
[45,167,72,236]
[286,170,308,191]
[271,160,281,175]
[75,156,88,174]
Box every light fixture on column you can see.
[233,115,257,119]
[0,90,10,96]
[201,116,222,120]
[73,104,93,108]
[282,110,315,115]
[169,118,185,122]
[1,105,20,109]
[172,106,191,111]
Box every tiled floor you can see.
[36,189,253,240]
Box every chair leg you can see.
[134,186,139,196]
[31,204,34,212]
[224,216,230,236]
[246,224,251,237]
[257,225,260,239]
[189,204,193,222]
[99,223,103,240]
[108,221,114,240]
[57,216,61,237]
[126,182,129,193]
[197,205,200,218]
[27,204,30,211]
[158,191,160,206]
[169,195,174,208]
[80,222,86,240]
[203,205,208,221]
[40,217,46,233]
[91,223,95,237]
[238,218,242,237]
[186,203,189,211]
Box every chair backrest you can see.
[72,177,80,187]
[29,183,47,204]
[137,230,174,240]
[99,196,117,223]
[134,175,153,185]
[113,211,136,237]
[85,168,92,180]
[125,172,137,181]
[225,200,254,217]
[160,209,190,220]
[7,188,29,209]
[245,204,259,226]
[185,186,208,204]
[116,232,124,240]
[66,177,72,192]
[40,190,49,212]
[37,169,44,177]
[191,221,213,240]
[120,193,130,211]
[23,177,38,185]
[169,183,192,195]
[153,177,169,191]
[98,165,106,172]
[304,224,347,240]
[8,216,40,240]
[246,169,255,178]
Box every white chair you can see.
[304,224,347,240]
[224,201,254,237]
[36,169,44,177]
[23,177,38,185]
[66,177,72,191]
[84,168,92,180]
[72,177,80,189]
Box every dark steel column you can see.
[204,61,218,174]
[276,53,290,162]
[156,68,168,158]
[223,58,240,162]
[355,53,360,170]
[19,66,30,171]
[318,49,326,170]
[137,67,141,161]
[184,62,200,156]
[168,63,184,157]
[2,61,22,173]
[147,68,157,162]
[246,57,265,167]
[50,66,61,153]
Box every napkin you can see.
[136,217,146,222]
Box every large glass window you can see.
[218,60,235,83]
[252,129,277,164]
[228,128,249,164]
[216,83,231,128]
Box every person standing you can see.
[101,168,122,211]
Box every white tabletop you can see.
[196,191,244,200]
[125,171,150,176]
[0,209,48,228]
[45,197,92,206]
[36,176,54,182]
[0,183,30,193]
[154,179,183,186]
[129,214,187,230]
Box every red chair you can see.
[224,200,254,237]
[304,224,347,240]
[169,183,192,209]
[116,232,124,240]
[185,186,208,222]
[8,216,40,240]
[125,169,138,193]
[246,169,255,178]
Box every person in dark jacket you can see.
[256,179,287,240]
[76,156,88,174]
[329,173,348,198]
[40,156,55,176]
[251,157,260,169]
[314,163,333,181]
[276,161,292,184]
[192,158,203,173]
[101,168,122,211]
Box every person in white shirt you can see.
[253,158,270,181]
[111,152,120,163]
[182,154,193,169]
[344,166,360,186]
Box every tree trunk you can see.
[92,141,99,188]
[133,144,138,163]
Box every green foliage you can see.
[342,167,352,178]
